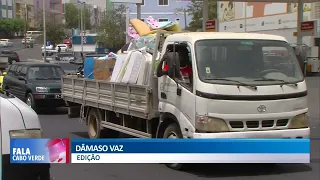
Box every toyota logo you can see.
[257,105,266,113]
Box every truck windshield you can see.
[195,39,304,85]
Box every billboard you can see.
[218,2,312,32]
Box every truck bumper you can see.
[193,128,310,138]
[2,154,51,180]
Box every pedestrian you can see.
[58,46,61,53]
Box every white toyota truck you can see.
[62,32,310,170]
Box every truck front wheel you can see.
[163,123,186,171]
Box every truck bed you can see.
[62,76,154,120]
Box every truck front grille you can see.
[229,119,289,130]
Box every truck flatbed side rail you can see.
[62,76,155,120]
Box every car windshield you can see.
[195,39,304,85]
[28,66,64,80]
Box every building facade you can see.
[1,0,14,18]
[217,2,320,45]
[126,0,192,29]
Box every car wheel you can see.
[26,93,38,112]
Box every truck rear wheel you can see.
[87,108,103,138]
[163,123,185,171]
[87,108,119,138]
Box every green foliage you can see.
[35,10,66,45]
[65,3,91,29]
[96,4,126,49]
[182,0,217,31]
[45,22,66,45]
[0,18,26,36]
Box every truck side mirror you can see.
[166,52,182,96]
[166,52,180,78]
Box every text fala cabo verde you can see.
[12,148,44,162]
[75,144,123,162]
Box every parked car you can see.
[54,52,75,61]
[0,39,13,47]
[0,89,51,180]
[55,44,69,52]
[22,37,35,44]
[63,39,72,47]
[0,50,20,64]
[2,62,66,111]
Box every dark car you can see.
[50,60,82,75]
[2,62,65,112]
[54,52,75,61]
[0,50,20,64]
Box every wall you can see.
[1,0,13,18]
[217,2,317,44]
[126,0,192,29]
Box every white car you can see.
[22,37,35,44]
[55,44,68,52]
[41,44,54,50]
[0,91,51,179]
[0,39,13,47]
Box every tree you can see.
[0,19,26,37]
[34,9,66,45]
[12,19,25,35]
[65,3,91,30]
[96,4,126,50]
[65,3,79,29]
[177,0,217,31]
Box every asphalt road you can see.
[17,47,320,180]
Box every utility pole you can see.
[80,2,84,54]
[83,3,85,32]
[43,0,47,62]
[183,9,187,29]
[24,4,27,48]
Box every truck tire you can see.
[163,123,186,171]
[87,108,103,139]
[87,109,119,138]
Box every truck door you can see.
[158,42,196,135]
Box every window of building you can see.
[8,6,12,10]
[158,18,169,22]
[2,5,6,9]
[36,1,39,8]
[158,0,168,6]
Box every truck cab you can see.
[157,32,309,139]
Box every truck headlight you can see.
[10,129,43,138]
[289,113,308,129]
[36,87,49,92]
[196,115,230,133]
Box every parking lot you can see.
[14,47,320,180]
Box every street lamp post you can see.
[43,0,47,62]
[80,2,84,54]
